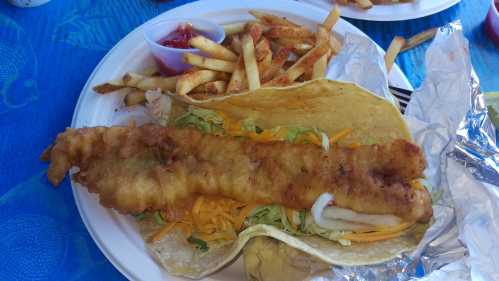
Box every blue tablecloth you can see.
[0,0,497,280]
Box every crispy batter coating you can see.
[42,125,432,222]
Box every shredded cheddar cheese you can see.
[149,196,259,244]
[149,222,177,243]
[329,128,352,144]
[411,180,424,190]
[347,142,361,149]
[340,221,414,243]
[218,112,353,146]
[149,195,414,246]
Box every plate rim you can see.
[300,0,460,21]
[69,0,415,280]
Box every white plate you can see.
[300,0,460,21]
[70,1,413,280]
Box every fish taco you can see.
[42,79,432,279]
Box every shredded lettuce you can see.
[285,127,312,142]
[246,205,284,229]
[175,106,224,134]
[299,211,306,232]
[153,211,166,225]
[175,106,330,151]
[187,236,209,252]
[133,212,146,221]
[240,118,257,132]
[280,206,301,235]
[245,205,349,241]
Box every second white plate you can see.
[300,0,460,21]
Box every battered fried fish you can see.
[41,124,432,222]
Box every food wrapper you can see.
[313,22,499,281]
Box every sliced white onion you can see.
[311,193,369,231]
[311,193,402,231]
[311,193,334,227]
[320,132,330,152]
[322,206,402,227]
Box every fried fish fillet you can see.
[42,125,432,222]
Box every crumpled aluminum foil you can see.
[319,22,498,281]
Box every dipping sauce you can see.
[158,23,203,49]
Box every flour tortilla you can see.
[139,218,426,279]
[138,79,427,279]
[175,78,411,145]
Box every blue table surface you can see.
[0,0,497,280]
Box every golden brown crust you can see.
[42,124,432,222]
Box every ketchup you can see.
[158,24,201,49]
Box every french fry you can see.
[93,80,125,94]
[354,0,373,9]
[142,66,160,76]
[266,41,329,86]
[227,56,247,93]
[176,70,222,96]
[323,4,341,32]
[191,80,227,94]
[184,66,204,73]
[183,53,236,73]
[312,54,328,79]
[223,22,246,36]
[292,43,314,56]
[255,38,272,62]
[258,55,272,78]
[249,10,300,27]
[261,47,291,83]
[124,89,146,106]
[256,39,272,77]
[316,25,330,45]
[265,26,314,39]
[231,35,242,54]
[241,34,260,91]
[273,37,314,55]
[384,36,405,73]
[302,67,313,81]
[329,34,342,54]
[401,28,437,52]
[313,26,332,76]
[93,72,177,94]
[283,41,329,79]
[245,22,265,43]
[274,37,315,47]
[189,36,238,61]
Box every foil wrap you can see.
[320,22,498,281]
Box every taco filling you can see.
[138,106,429,251]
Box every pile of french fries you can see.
[335,0,415,10]
[177,7,344,99]
[94,6,343,104]
[93,6,437,107]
